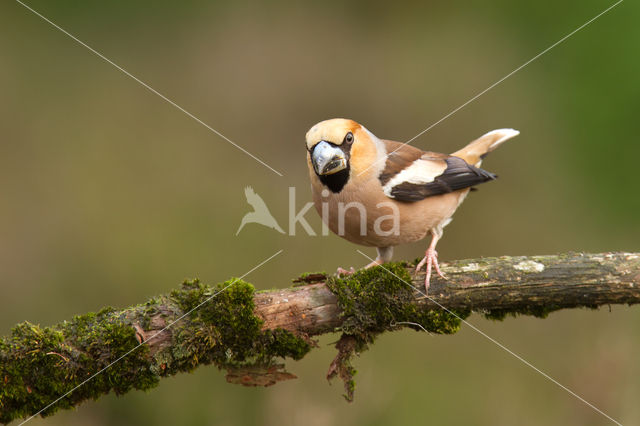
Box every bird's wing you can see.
[244,186,270,211]
[380,140,496,202]
[378,140,426,185]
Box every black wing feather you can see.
[390,156,496,202]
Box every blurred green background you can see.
[1,0,639,424]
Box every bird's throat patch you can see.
[319,166,350,193]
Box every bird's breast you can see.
[311,178,468,247]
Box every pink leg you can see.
[415,233,447,293]
[364,258,383,269]
[337,259,380,276]
[337,247,392,276]
[336,266,356,276]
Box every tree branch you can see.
[1,252,639,423]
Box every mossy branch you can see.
[1,252,639,423]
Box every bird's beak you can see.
[311,141,347,175]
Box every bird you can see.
[305,118,519,292]
[236,186,285,235]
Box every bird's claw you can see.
[337,266,356,276]
[414,249,447,294]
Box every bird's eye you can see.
[344,132,354,145]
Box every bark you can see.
[255,252,640,333]
[1,252,638,423]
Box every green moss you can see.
[483,304,601,321]
[326,335,367,402]
[166,279,311,371]
[0,310,157,423]
[0,279,311,424]
[325,263,468,399]
[484,306,555,320]
[293,271,327,281]
[327,263,467,340]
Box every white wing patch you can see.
[382,158,447,198]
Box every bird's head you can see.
[305,118,381,192]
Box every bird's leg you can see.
[364,258,383,268]
[363,246,393,269]
[337,258,380,275]
[338,258,381,275]
[337,247,393,276]
[415,233,446,293]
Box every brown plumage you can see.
[306,118,519,291]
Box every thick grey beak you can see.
[311,141,347,175]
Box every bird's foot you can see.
[337,258,383,277]
[414,248,447,294]
[364,258,384,269]
[336,266,356,276]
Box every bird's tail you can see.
[452,128,519,166]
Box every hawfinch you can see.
[305,118,519,291]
